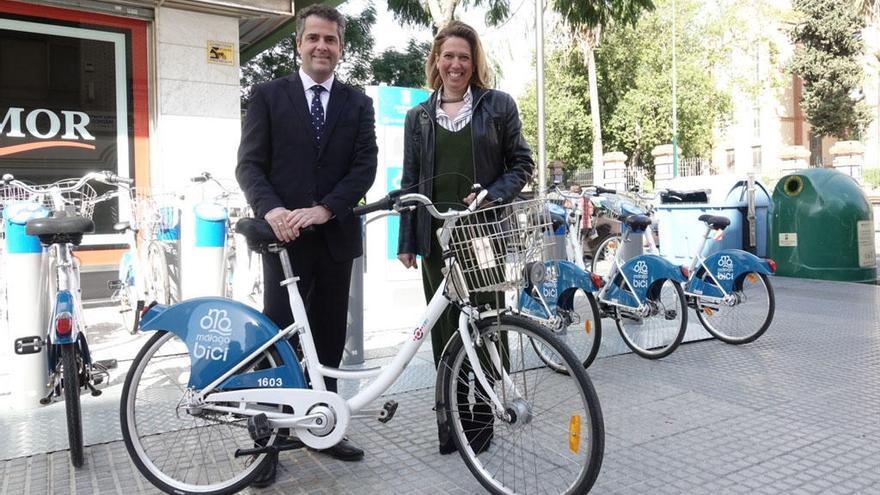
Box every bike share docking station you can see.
[180,203,228,299]
[2,202,50,410]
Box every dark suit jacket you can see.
[236,74,378,262]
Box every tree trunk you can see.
[580,27,604,186]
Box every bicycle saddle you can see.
[236,218,279,250]
[698,214,731,230]
[624,214,652,233]
[26,214,95,246]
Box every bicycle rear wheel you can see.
[120,331,279,495]
[615,278,687,359]
[438,314,604,495]
[696,272,775,344]
[61,343,84,467]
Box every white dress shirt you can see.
[299,68,334,116]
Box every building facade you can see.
[0,0,299,266]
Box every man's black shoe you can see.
[318,437,364,461]
[250,452,277,489]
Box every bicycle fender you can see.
[604,255,686,307]
[517,260,596,318]
[50,290,77,345]
[688,250,772,297]
[139,297,307,390]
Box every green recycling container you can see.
[768,168,877,283]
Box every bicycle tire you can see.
[147,242,171,305]
[590,235,621,279]
[615,278,688,359]
[695,272,775,344]
[531,289,602,373]
[62,343,84,467]
[437,314,604,495]
[120,331,279,495]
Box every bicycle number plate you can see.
[14,336,43,355]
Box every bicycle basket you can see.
[446,199,554,293]
[2,180,98,219]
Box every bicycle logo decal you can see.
[633,261,648,275]
[632,260,649,289]
[412,319,428,341]
[195,308,233,361]
[717,255,734,280]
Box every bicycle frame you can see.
[641,224,773,304]
[137,194,524,450]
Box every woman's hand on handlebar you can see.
[398,253,418,269]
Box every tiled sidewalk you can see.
[1,276,879,494]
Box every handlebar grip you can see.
[594,186,617,195]
[352,196,395,216]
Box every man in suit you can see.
[236,4,378,485]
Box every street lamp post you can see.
[672,0,678,178]
[536,0,546,197]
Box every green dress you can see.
[421,123,504,367]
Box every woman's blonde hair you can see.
[425,20,492,90]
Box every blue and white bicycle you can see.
[120,190,604,495]
[590,190,776,345]
[1,171,132,467]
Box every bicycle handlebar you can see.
[2,171,132,194]
[353,188,491,220]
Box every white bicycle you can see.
[120,189,605,495]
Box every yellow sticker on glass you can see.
[569,415,581,453]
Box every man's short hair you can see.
[296,5,346,46]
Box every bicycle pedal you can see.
[247,413,272,442]
[94,359,118,370]
[378,400,398,424]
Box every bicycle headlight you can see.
[524,261,545,286]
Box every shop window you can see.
[726,149,735,172]
[752,146,762,172]
[0,17,134,244]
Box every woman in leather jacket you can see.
[396,20,534,456]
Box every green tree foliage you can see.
[386,0,510,29]
[518,0,731,179]
[240,5,377,107]
[371,39,431,87]
[789,0,871,139]
[519,47,593,174]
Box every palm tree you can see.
[552,0,654,183]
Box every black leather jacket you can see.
[397,86,534,256]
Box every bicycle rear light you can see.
[55,312,73,336]
[590,273,603,289]
[766,259,776,273]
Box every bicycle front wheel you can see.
[62,343,84,467]
[120,331,279,495]
[533,289,602,372]
[590,235,620,279]
[615,278,688,359]
[438,314,604,495]
[696,272,775,344]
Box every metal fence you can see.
[678,157,712,177]
[564,165,645,191]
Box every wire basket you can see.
[135,190,182,241]
[446,199,554,293]
[0,180,97,219]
